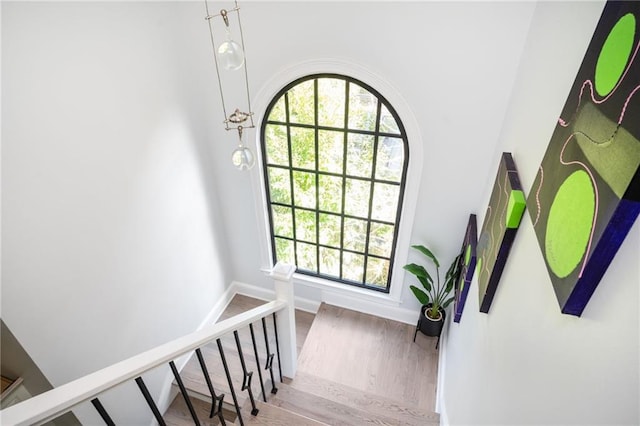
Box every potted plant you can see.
[403,244,462,338]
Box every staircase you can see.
[163,298,440,426]
[0,272,440,425]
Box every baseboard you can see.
[320,288,418,325]
[231,280,418,325]
[230,280,321,314]
[201,287,240,326]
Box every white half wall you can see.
[2,2,231,423]
[442,2,639,425]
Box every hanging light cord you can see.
[235,2,255,128]
[204,0,229,126]
[203,0,254,130]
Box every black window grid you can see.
[261,74,409,293]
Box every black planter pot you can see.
[418,304,445,337]
[413,304,446,348]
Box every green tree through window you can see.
[261,74,409,292]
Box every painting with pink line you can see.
[526,0,640,317]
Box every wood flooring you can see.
[216,294,315,357]
[165,295,440,425]
[1,376,14,394]
[297,302,439,411]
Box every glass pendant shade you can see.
[205,2,255,172]
[218,33,245,71]
[232,145,255,170]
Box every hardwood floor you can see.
[223,296,440,415]
[1,376,14,394]
[296,302,439,411]
[165,295,440,425]
[216,294,315,357]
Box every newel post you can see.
[271,262,297,378]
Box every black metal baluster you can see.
[217,338,244,426]
[135,377,166,426]
[272,312,283,383]
[195,348,226,425]
[261,317,278,394]
[91,397,115,426]
[234,330,259,416]
[169,361,200,426]
[249,323,267,402]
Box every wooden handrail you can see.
[0,299,287,426]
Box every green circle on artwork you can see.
[464,244,471,266]
[545,170,595,278]
[595,13,636,97]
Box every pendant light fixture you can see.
[204,0,255,171]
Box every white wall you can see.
[2,2,231,423]
[4,1,635,424]
[220,1,537,314]
[443,2,640,425]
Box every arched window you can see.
[260,74,409,293]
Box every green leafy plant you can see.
[403,244,462,320]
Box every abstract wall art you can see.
[477,153,526,314]
[527,1,640,316]
[453,214,477,323]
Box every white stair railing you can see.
[0,263,297,426]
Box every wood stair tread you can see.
[288,371,439,426]
[176,333,278,409]
[164,296,439,426]
[177,350,248,408]
[165,392,227,426]
[240,399,326,425]
[267,380,429,426]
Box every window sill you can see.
[261,267,403,307]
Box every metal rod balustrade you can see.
[261,316,278,394]
[135,377,166,426]
[0,263,297,426]
[249,323,268,402]
[169,361,200,426]
[234,330,260,416]
[91,398,115,426]
[91,319,283,425]
[195,348,226,425]
[4,307,289,426]
[217,338,244,426]
[272,312,284,383]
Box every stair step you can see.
[266,381,410,426]
[176,330,278,410]
[288,371,439,426]
[166,296,437,425]
[165,392,230,426]
[176,344,247,408]
[240,399,326,425]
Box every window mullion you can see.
[362,100,383,285]
[284,92,299,268]
[339,81,350,281]
[267,119,400,139]
[313,78,321,275]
